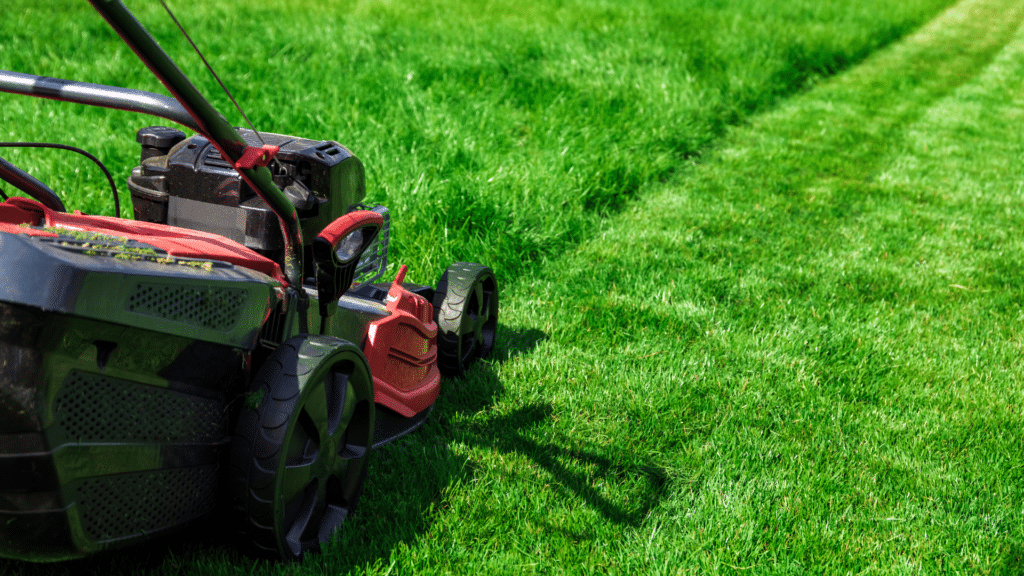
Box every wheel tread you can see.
[433,262,499,378]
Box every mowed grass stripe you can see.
[469,0,1024,572]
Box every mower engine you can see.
[127,126,387,281]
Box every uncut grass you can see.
[0,0,953,283]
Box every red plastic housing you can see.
[363,266,440,417]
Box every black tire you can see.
[229,336,375,561]
[432,262,499,378]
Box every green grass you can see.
[480,0,1024,571]
[1,0,952,280]
[11,0,1024,573]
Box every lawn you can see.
[7,0,1024,573]
[1,0,955,281]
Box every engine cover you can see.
[127,126,366,255]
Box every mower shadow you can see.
[317,324,547,571]
[458,403,669,529]
[325,323,668,572]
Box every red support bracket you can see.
[234,144,280,169]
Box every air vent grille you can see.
[78,466,218,542]
[56,371,225,444]
[127,283,246,331]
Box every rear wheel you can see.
[433,262,499,377]
[229,335,375,561]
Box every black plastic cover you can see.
[127,128,367,262]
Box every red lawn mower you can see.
[0,0,498,562]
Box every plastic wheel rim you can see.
[460,273,497,362]
[276,361,371,557]
[232,336,374,561]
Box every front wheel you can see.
[433,262,499,378]
[229,336,375,561]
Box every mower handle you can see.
[0,70,199,133]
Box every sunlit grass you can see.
[7,0,1018,574]
[1,0,953,282]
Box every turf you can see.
[1,0,952,280]
[8,0,1024,573]
[481,0,1024,571]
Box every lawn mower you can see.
[0,0,498,562]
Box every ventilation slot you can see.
[314,142,342,159]
[56,371,225,444]
[127,283,246,331]
[77,466,218,542]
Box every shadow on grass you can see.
[459,402,669,530]
[996,543,1024,576]
[463,325,668,529]
[327,323,668,572]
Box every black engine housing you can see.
[127,126,366,260]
